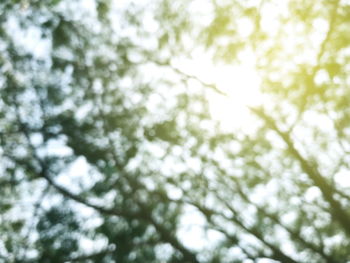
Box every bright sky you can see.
[207,58,262,130]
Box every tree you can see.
[1,0,350,262]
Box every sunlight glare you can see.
[207,60,262,130]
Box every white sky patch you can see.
[177,205,207,251]
[208,62,262,131]
[5,16,50,59]
[56,156,91,192]
[334,169,350,188]
[155,244,174,262]
[260,2,280,36]
[237,18,254,38]
[304,186,321,203]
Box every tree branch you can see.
[250,106,350,237]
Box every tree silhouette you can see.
[1,0,350,262]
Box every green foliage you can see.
[1,0,350,262]
[36,206,80,262]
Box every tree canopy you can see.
[1,0,350,262]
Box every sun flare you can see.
[207,62,262,130]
